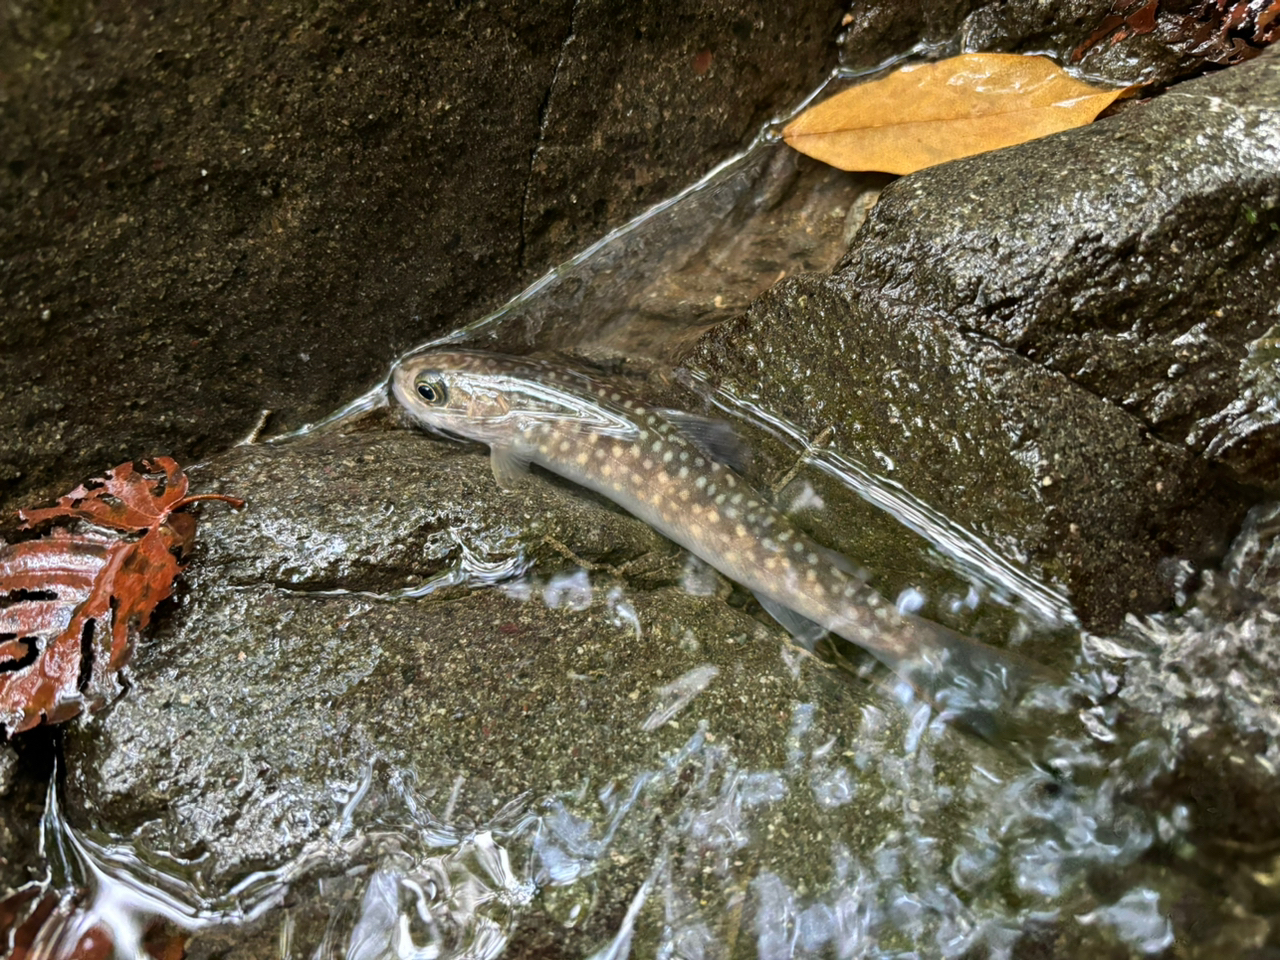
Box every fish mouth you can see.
[404,419,469,445]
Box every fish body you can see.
[392,349,1032,709]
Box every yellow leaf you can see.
[783,53,1131,175]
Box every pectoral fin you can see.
[490,445,533,490]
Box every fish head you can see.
[392,350,589,446]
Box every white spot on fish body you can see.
[643,458,654,470]
[679,466,689,479]
[664,451,674,463]
[695,476,707,489]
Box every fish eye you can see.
[415,376,447,405]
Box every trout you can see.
[392,349,1039,719]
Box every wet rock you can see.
[519,1,849,267]
[685,57,1280,630]
[685,274,1238,632]
[840,54,1280,492]
[55,422,940,955]
[33,416,1265,956]
[0,734,54,898]
[187,413,678,595]
[0,0,843,511]
[1120,502,1280,849]
[837,0,982,72]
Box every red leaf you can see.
[106,527,187,671]
[1075,0,1279,63]
[0,459,243,736]
[0,532,124,734]
[20,457,192,534]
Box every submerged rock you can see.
[56,424,943,955]
[1122,502,1280,847]
[687,55,1280,630]
[39,417,1274,957]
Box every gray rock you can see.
[0,740,48,896]
[839,54,1280,491]
[519,1,849,268]
[684,275,1240,632]
[26,414,1269,957]
[0,0,843,511]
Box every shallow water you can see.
[13,57,1280,960]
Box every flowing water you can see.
[12,54,1280,960]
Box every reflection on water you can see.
[26,524,1269,955]
[18,493,1280,954]
[20,605,1202,957]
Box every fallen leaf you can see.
[783,53,1131,175]
[20,456,200,534]
[0,458,243,736]
[0,530,126,733]
[1074,0,1279,65]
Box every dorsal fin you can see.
[658,410,751,473]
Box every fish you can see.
[391,349,1043,724]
